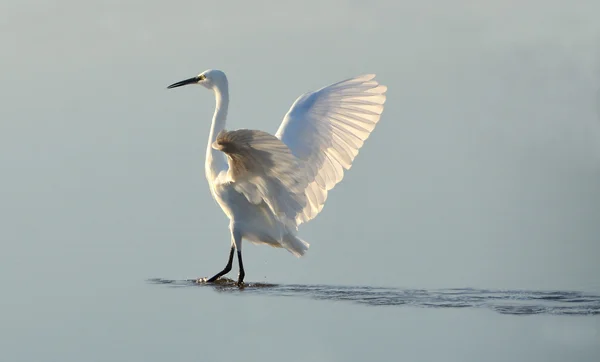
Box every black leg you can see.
[236,250,245,285]
[206,246,235,282]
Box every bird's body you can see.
[167,69,386,284]
[210,175,308,255]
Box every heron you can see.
[167,70,387,284]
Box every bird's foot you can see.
[197,276,237,285]
[236,273,245,288]
[195,276,223,283]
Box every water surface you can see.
[150,278,600,316]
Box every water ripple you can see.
[148,278,600,316]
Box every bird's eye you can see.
[198,74,206,81]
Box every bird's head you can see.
[167,69,227,91]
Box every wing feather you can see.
[213,129,309,229]
[276,74,387,224]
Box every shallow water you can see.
[4,275,600,362]
[150,278,600,316]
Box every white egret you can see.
[167,70,387,284]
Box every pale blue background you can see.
[1,1,599,361]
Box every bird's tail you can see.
[281,233,310,257]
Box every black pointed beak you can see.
[167,76,199,89]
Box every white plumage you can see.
[277,74,387,224]
[167,70,386,284]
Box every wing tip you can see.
[356,74,387,95]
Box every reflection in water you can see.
[148,278,600,316]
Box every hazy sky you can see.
[1,0,600,292]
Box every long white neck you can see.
[205,81,229,182]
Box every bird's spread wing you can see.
[275,74,387,225]
[213,129,308,229]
